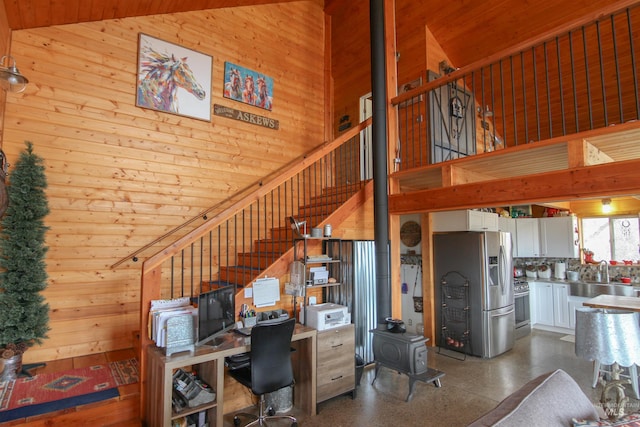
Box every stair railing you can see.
[138,117,371,401]
[393,3,639,170]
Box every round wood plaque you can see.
[400,220,421,248]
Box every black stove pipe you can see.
[370,0,391,329]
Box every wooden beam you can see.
[389,158,640,214]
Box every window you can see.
[581,216,640,262]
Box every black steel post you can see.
[370,0,391,329]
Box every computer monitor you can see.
[196,285,235,346]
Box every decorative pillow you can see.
[573,412,640,427]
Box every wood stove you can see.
[371,329,445,401]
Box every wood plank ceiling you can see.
[3,0,636,69]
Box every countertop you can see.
[582,294,640,312]
[518,277,640,298]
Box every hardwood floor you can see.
[1,349,140,427]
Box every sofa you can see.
[467,369,640,427]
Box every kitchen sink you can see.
[569,281,640,298]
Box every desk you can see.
[583,295,640,312]
[144,324,317,427]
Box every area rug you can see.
[0,358,138,422]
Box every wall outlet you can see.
[408,319,412,326]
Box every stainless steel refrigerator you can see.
[433,231,515,358]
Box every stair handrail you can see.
[141,116,372,276]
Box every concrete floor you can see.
[226,329,640,426]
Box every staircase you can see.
[215,182,366,290]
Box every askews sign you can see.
[213,104,279,130]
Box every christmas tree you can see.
[0,141,50,355]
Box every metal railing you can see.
[393,5,640,169]
[140,118,371,304]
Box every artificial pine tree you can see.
[0,141,50,361]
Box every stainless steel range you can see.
[514,278,531,338]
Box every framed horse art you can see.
[223,61,273,111]
[136,33,212,121]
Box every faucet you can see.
[599,260,610,283]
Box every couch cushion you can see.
[468,369,600,427]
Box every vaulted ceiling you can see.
[3,0,636,68]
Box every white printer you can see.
[305,303,350,331]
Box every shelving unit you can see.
[438,271,471,360]
[146,346,223,427]
[293,237,343,324]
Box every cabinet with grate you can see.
[439,271,471,359]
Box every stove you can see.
[514,278,529,294]
[513,278,531,338]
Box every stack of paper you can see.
[149,297,197,347]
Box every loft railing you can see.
[392,5,640,169]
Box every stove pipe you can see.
[370,0,391,329]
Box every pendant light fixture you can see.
[0,56,29,93]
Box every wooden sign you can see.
[213,104,279,130]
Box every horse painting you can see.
[137,45,207,117]
[223,61,274,111]
[256,76,273,110]
[223,68,242,101]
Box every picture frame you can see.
[223,61,274,111]
[398,75,423,107]
[136,33,212,121]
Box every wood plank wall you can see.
[2,2,328,363]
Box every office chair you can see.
[226,317,298,427]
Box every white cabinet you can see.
[539,217,580,258]
[515,218,540,257]
[498,217,518,258]
[432,210,499,232]
[552,283,571,328]
[530,281,573,331]
[529,282,553,326]
[568,295,589,330]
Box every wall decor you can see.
[213,104,279,130]
[136,33,212,121]
[223,62,273,111]
[398,75,423,107]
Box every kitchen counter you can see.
[583,294,640,312]
[522,278,640,298]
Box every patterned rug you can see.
[0,358,138,422]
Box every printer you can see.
[305,303,350,331]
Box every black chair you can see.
[226,317,298,427]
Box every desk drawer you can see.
[316,324,354,403]
[317,325,355,353]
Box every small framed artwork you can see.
[136,33,212,121]
[398,75,423,107]
[223,61,273,111]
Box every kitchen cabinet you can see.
[432,210,498,232]
[515,218,540,257]
[539,216,580,258]
[568,295,589,330]
[553,283,571,328]
[529,282,553,326]
[498,217,518,258]
[529,281,573,330]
